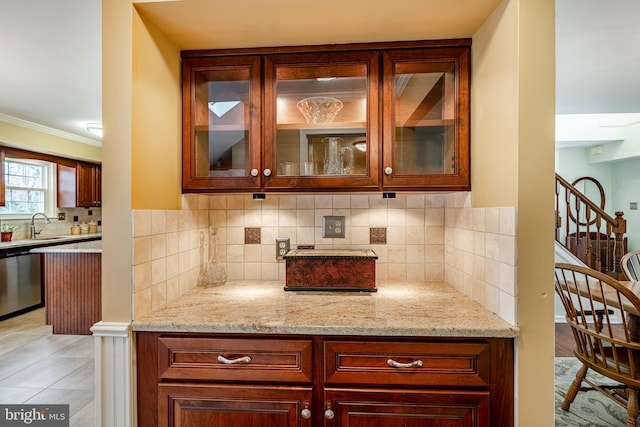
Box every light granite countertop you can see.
[30,239,102,253]
[0,234,101,252]
[132,281,519,338]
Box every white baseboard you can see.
[91,322,134,427]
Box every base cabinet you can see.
[136,333,513,427]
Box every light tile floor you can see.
[0,308,95,426]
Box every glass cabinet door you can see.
[182,56,262,191]
[382,47,470,190]
[264,51,379,190]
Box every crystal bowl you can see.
[296,96,343,124]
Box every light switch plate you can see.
[323,216,345,238]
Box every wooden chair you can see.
[622,250,640,281]
[555,263,640,426]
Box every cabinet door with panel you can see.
[159,384,313,427]
[263,51,379,190]
[382,47,470,191]
[324,388,489,427]
[182,55,262,192]
[76,162,101,207]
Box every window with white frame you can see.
[0,158,56,216]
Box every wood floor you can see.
[0,308,94,426]
[555,322,574,357]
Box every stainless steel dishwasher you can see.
[0,249,42,320]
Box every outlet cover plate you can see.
[323,216,345,238]
[276,238,290,260]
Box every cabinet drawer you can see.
[158,337,313,383]
[324,340,490,387]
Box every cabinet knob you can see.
[324,404,334,420]
[384,167,393,176]
[301,408,311,419]
[263,168,271,177]
[250,168,259,177]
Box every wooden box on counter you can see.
[283,249,377,291]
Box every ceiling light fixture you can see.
[86,123,103,138]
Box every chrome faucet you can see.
[30,212,50,239]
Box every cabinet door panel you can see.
[159,384,312,427]
[182,55,262,191]
[382,47,470,191]
[76,163,96,207]
[325,388,489,427]
[264,51,380,190]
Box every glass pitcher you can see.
[322,137,353,175]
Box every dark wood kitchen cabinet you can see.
[137,333,513,427]
[58,161,102,208]
[181,39,470,193]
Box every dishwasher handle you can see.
[1,250,33,258]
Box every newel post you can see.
[612,211,627,277]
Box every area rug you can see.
[555,357,628,426]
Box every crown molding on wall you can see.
[0,113,102,147]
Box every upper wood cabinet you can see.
[182,40,471,193]
[58,161,102,208]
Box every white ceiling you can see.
[0,0,101,144]
[0,0,638,146]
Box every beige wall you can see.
[472,1,556,426]
[132,11,182,210]
[0,120,102,162]
[514,0,556,424]
[102,0,133,322]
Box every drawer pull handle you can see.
[217,355,252,365]
[387,358,423,368]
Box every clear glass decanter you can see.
[198,226,226,287]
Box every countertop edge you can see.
[0,234,101,253]
[130,321,520,338]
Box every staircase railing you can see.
[555,173,627,279]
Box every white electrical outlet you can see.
[276,238,290,260]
